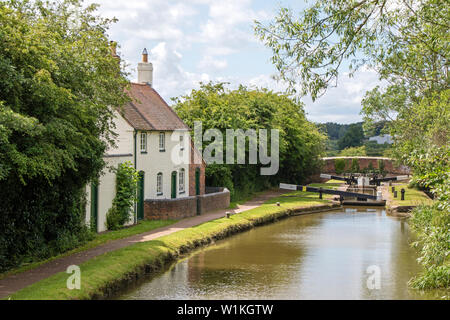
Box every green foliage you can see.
[334,158,346,175]
[409,204,450,290]
[339,146,366,157]
[367,162,375,173]
[377,159,386,177]
[322,122,362,140]
[364,141,391,157]
[351,158,360,173]
[106,162,139,230]
[174,82,326,201]
[337,124,364,150]
[0,0,129,271]
[255,1,448,101]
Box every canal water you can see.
[120,207,440,300]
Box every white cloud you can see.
[246,67,382,124]
[86,0,383,123]
[149,42,209,99]
[198,56,228,71]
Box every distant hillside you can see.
[317,121,391,157]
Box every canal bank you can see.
[7,191,339,300]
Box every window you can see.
[157,173,163,195]
[179,169,185,193]
[140,132,147,153]
[159,132,165,151]
[180,135,184,151]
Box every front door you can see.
[137,171,145,220]
[171,171,177,199]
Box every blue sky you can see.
[89,0,382,124]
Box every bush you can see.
[334,158,346,174]
[409,204,450,289]
[106,162,138,230]
[378,159,386,176]
[351,158,360,173]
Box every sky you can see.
[88,0,382,124]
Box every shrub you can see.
[378,159,386,176]
[409,204,450,289]
[351,158,360,173]
[106,162,139,230]
[334,158,346,175]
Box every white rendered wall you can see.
[105,110,134,155]
[136,130,191,200]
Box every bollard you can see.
[226,212,231,218]
[392,186,395,193]
[401,188,405,201]
[394,190,398,198]
[319,187,323,200]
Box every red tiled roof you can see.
[119,83,189,131]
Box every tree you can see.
[255,0,448,99]
[173,82,326,201]
[337,123,364,149]
[0,0,129,271]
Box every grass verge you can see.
[0,220,176,281]
[7,192,335,300]
[389,184,433,207]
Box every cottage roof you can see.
[120,83,189,131]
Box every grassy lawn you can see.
[389,184,433,207]
[7,191,333,300]
[0,219,176,281]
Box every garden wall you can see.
[144,188,230,220]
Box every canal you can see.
[120,207,439,300]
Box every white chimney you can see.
[137,48,153,86]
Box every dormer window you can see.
[159,132,165,152]
[140,132,147,153]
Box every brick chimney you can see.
[138,48,153,86]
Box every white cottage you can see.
[85,49,205,232]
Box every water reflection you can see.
[121,208,442,300]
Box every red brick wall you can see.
[321,157,411,175]
[144,197,197,220]
[144,189,230,220]
[198,189,230,214]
